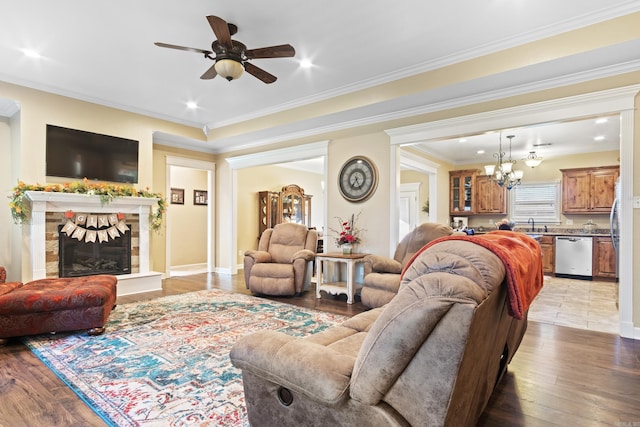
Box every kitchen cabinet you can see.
[258,184,312,238]
[561,166,619,214]
[449,169,477,215]
[540,235,555,274]
[475,175,507,214]
[593,236,617,280]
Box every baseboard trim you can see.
[117,272,163,296]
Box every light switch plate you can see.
[634,196,640,209]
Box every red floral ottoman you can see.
[0,272,117,339]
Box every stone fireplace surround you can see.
[24,191,162,296]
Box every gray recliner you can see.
[244,222,317,296]
[360,222,457,308]
[231,238,537,427]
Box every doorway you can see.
[399,183,419,241]
[165,156,215,277]
[387,85,639,338]
[226,141,328,275]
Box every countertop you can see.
[473,228,612,238]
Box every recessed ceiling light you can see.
[459,138,467,143]
[477,150,485,154]
[594,135,605,141]
[186,101,198,109]
[299,59,312,68]
[595,118,608,124]
[22,49,41,58]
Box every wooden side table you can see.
[315,252,368,304]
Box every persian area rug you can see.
[22,289,349,426]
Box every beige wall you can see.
[327,132,391,256]
[0,117,12,277]
[168,166,208,267]
[236,165,323,265]
[0,81,206,277]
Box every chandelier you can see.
[484,134,523,190]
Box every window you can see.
[509,181,561,224]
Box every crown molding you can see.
[385,84,640,145]
[225,140,329,170]
[207,59,640,154]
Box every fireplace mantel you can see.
[25,190,160,211]
[24,191,162,295]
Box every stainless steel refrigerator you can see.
[609,177,621,280]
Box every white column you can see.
[28,200,47,281]
[138,204,151,274]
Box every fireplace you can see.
[58,224,131,277]
[24,191,163,296]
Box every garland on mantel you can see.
[8,178,167,231]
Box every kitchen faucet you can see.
[528,217,535,232]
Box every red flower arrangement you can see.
[331,212,362,247]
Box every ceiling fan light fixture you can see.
[156,15,294,84]
[214,58,244,81]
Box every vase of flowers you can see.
[331,212,362,254]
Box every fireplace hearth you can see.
[58,224,131,278]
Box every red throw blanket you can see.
[401,231,544,320]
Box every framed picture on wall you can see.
[194,190,208,206]
[171,188,184,204]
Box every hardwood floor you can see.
[1,273,639,426]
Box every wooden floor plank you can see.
[1,272,639,426]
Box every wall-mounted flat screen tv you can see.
[46,124,139,183]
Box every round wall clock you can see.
[338,156,378,202]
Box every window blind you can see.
[509,181,561,224]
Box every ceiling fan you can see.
[155,15,295,84]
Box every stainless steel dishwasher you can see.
[555,236,593,278]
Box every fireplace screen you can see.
[58,224,131,277]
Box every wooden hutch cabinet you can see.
[258,184,312,238]
[475,175,507,214]
[449,169,477,215]
[593,236,617,280]
[560,166,619,214]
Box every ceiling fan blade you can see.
[207,15,233,50]
[155,42,213,56]
[200,64,218,80]
[245,44,296,59]
[244,62,277,84]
